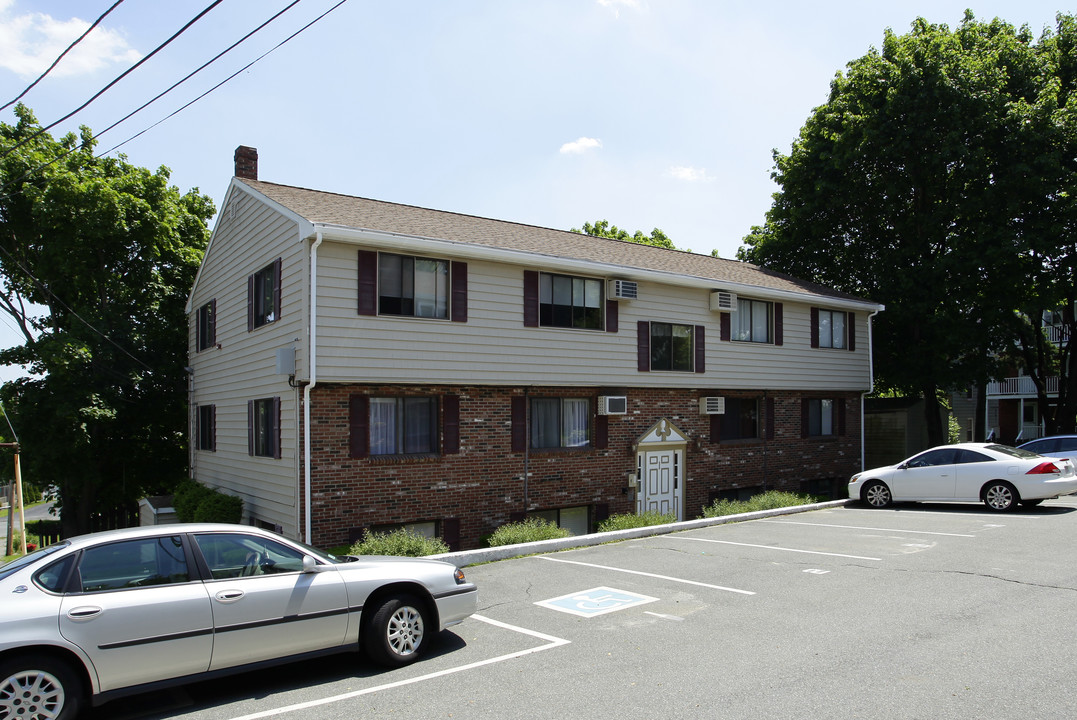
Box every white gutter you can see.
[308,223,884,313]
[861,307,884,471]
[303,232,323,544]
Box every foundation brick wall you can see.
[304,384,862,550]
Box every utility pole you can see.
[1,443,23,556]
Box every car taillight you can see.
[1026,461,1062,475]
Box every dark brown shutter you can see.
[766,397,776,440]
[357,250,378,316]
[441,518,461,551]
[272,258,282,321]
[349,395,370,458]
[710,414,721,443]
[694,325,705,374]
[272,396,282,459]
[801,399,810,438]
[208,299,217,346]
[720,312,731,341]
[443,395,460,454]
[209,405,217,452]
[511,396,527,452]
[810,307,820,348]
[606,299,618,333]
[247,274,255,331]
[637,321,650,372]
[451,261,468,322]
[837,398,847,435]
[247,399,255,455]
[523,271,539,327]
[847,312,856,351]
[774,303,783,346]
[595,414,609,449]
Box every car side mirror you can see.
[302,555,320,573]
[897,462,908,470]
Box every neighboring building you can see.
[185,147,884,550]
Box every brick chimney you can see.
[234,145,258,180]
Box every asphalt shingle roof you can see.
[238,178,873,305]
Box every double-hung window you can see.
[721,398,759,440]
[807,399,834,436]
[197,405,216,451]
[248,259,281,330]
[249,397,280,458]
[818,310,846,349]
[531,398,590,449]
[733,299,771,343]
[379,253,449,319]
[196,300,216,351]
[370,397,439,455]
[650,322,694,371]
[539,273,602,329]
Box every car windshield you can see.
[291,538,349,564]
[987,444,1041,459]
[0,542,70,580]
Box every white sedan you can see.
[849,443,1077,511]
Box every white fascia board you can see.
[310,223,884,313]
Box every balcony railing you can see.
[986,376,1059,397]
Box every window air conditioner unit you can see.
[699,396,726,415]
[608,279,638,300]
[710,291,737,311]
[598,396,628,415]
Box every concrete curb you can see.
[432,498,852,567]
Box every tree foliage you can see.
[572,219,677,250]
[738,13,1077,442]
[0,105,213,535]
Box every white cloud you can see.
[597,0,642,19]
[0,6,140,79]
[668,165,714,182]
[559,137,603,154]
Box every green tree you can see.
[738,14,1061,444]
[0,105,213,536]
[572,219,677,250]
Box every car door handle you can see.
[215,590,245,603]
[67,606,103,620]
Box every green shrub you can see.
[486,517,571,547]
[701,490,819,518]
[349,529,449,557]
[174,480,243,524]
[597,510,676,532]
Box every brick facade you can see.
[303,383,861,550]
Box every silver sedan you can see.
[0,523,477,719]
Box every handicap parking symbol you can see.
[536,586,659,617]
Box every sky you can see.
[0,0,1070,379]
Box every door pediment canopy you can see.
[635,418,689,448]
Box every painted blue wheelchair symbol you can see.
[536,586,658,617]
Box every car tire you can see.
[983,481,1018,512]
[363,594,430,667]
[1020,499,1044,508]
[862,480,892,508]
[0,654,83,720]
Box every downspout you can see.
[861,308,883,471]
[303,232,323,544]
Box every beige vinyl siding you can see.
[188,186,308,538]
[312,241,872,392]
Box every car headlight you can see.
[850,473,862,484]
[453,568,466,584]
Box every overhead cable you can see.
[0,0,226,161]
[1,0,129,112]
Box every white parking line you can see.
[224,616,569,720]
[758,519,975,537]
[881,508,1038,519]
[534,555,756,595]
[664,535,882,561]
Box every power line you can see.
[1,0,129,113]
[0,0,226,162]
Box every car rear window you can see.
[988,444,1040,459]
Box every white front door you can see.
[638,447,683,520]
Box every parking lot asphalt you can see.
[90,497,1077,720]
